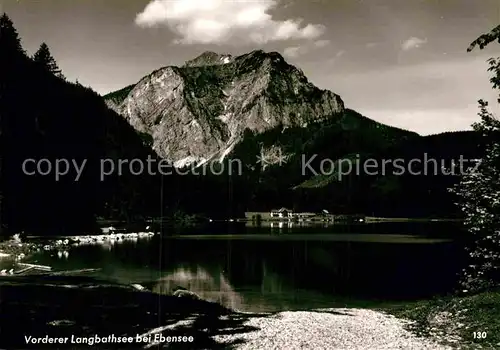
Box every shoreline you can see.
[95,216,464,224]
[239,217,463,224]
[0,237,43,263]
[0,231,156,274]
[0,274,457,350]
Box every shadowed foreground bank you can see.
[0,275,268,349]
[0,275,454,350]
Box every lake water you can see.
[25,222,466,312]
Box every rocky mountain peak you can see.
[183,51,233,67]
[104,50,345,167]
[243,49,283,61]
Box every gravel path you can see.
[213,308,453,350]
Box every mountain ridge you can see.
[101,49,483,218]
[104,49,345,167]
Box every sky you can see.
[2,0,500,135]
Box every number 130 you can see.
[473,331,487,339]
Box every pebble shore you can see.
[213,309,452,350]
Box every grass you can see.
[381,288,500,349]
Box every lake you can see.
[25,222,467,312]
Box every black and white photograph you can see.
[0,0,499,349]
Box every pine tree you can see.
[450,25,500,293]
[32,42,65,79]
[0,13,24,57]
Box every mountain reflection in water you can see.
[147,263,334,312]
[151,266,244,310]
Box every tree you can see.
[467,24,500,52]
[0,13,24,56]
[450,25,500,293]
[32,42,65,79]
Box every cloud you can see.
[366,42,378,48]
[136,0,326,45]
[401,36,428,51]
[314,39,330,48]
[335,50,345,58]
[283,39,332,58]
[283,46,305,58]
[325,49,346,65]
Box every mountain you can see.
[104,50,344,167]
[290,130,483,217]
[105,49,486,218]
[183,51,233,67]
